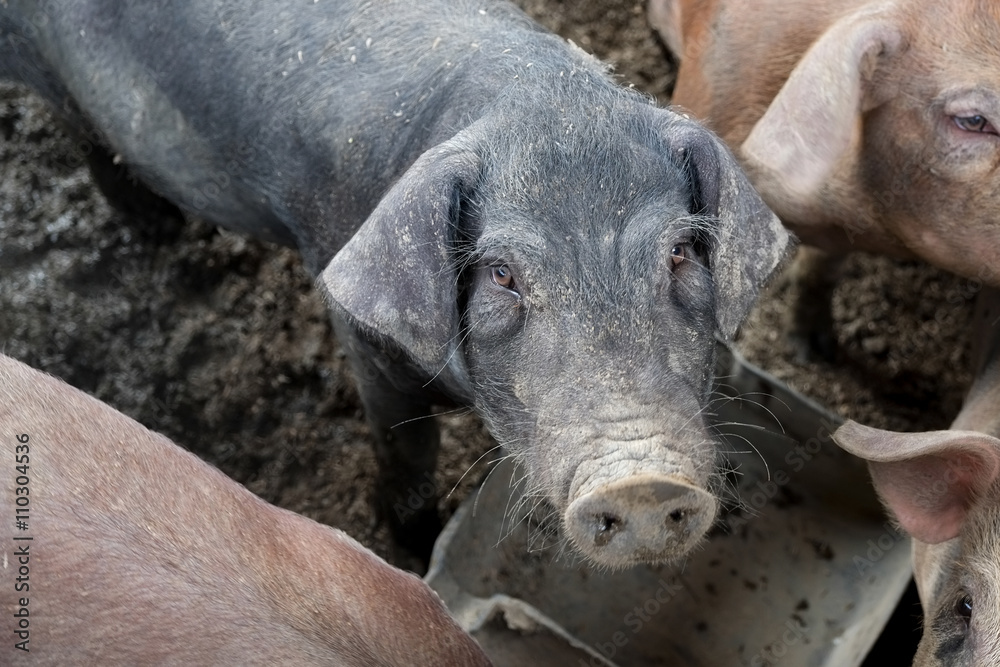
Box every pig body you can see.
[0,354,491,666]
[834,288,1000,665]
[0,0,790,566]
[651,0,1000,284]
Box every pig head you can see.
[651,0,1000,286]
[321,109,790,568]
[832,289,1000,664]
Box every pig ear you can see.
[648,0,685,61]
[319,144,481,387]
[833,420,1000,544]
[673,123,793,338]
[740,7,904,203]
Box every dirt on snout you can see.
[0,0,973,588]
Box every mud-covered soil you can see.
[738,253,974,433]
[0,0,972,601]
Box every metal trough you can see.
[426,344,912,666]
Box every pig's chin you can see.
[556,444,718,569]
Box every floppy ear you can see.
[648,0,685,61]
[319,143,480,386]
[672,121,793,338]
[740,6,904,205]
[833,420,1000,544]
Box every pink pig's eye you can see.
[955,593,973,627]
[953,114,998,135]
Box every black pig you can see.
[0,0,791,566]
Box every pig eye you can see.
[670,244,687,267]
[953,114,998,135]
[490,264,518,293]
[671,242,702,270]
[955,594,973,626]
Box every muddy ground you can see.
[0,0,975,663]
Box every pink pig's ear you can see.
[647,0,685,61]
[833,421,1000,544]
[740,5,904,204]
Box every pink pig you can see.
[650,0,1000,285]
[0,354,491,666]
[833,289,1000,665]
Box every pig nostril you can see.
[565,474,718,566]
[593,513,624,546]
[597,514,621,532]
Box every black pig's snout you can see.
[566,474,717,568]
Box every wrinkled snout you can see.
[558,438,718,568]
[566,474,717,567]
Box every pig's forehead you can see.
[477,100,689,194]
[474,140,696,243]
[904,1,1000,49]
[891,3,1000,97]
[474,196,695,265]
